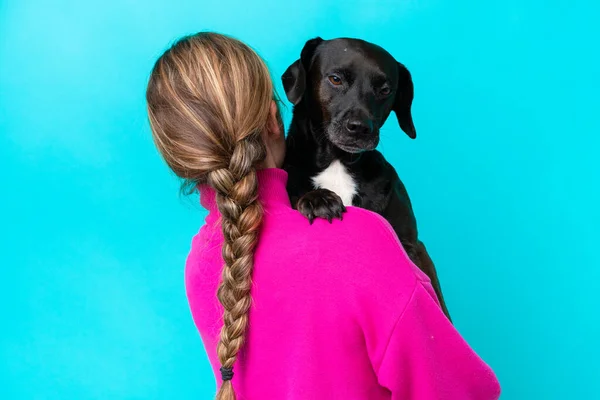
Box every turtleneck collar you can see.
[199,168,291,215]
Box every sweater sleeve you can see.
[376,282,501,400]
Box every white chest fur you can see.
[311,160,357,206]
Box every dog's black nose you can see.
[346,119,373,134]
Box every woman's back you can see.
[186,169,500,399]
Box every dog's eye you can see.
[380,87,392,96]
[328,75,342,85]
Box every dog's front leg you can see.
[296,189,346,224]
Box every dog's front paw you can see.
[297,189,347,224]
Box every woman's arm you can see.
[375,281,501,399]
[351,210,501,399]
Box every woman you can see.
[146,32,500,400]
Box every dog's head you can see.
[282,37,415,153]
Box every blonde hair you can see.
[146,32,275,400]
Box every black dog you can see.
[282,37,451,320]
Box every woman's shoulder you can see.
[264,205,427,285]
[273,205,405,250]
[262,205,424,325]
[341,206,401,240]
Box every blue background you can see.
[1,0,599,398]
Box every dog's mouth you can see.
[326,125,380,153]
[334,142,377,153]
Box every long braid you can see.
[146,32,275,399]
[207,136,265,400]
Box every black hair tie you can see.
[220,366,234,381]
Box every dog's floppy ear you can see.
[281,37,324,105]
[393,62,416,139]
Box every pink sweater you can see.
[186,168,500,399]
